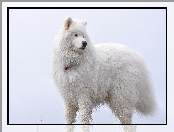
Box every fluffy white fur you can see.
[51,17,156,132]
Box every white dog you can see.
[51,17,156,132]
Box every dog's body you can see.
[51,17,156,132]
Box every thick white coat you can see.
[51,17,156,132]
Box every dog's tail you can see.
[135,80,157,116]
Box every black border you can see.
[7,7,10,125]
[7,7,167,125]
[166,7,167,125]
[7,7,167,9]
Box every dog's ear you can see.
[82,20,87,26]
[64,17,72,30]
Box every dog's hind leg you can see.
[116,108,136,132]
[116,108,133,124]
[116,109,136,132]
[65,125,75,132]
[107,98,136,132]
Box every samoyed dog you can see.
[51,17,156,132]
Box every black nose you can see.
[82,41,87,47]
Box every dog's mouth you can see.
[79,47,85,50]
[79,46,86,50]
[72,45,87,53]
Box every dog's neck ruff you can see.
[63,53,86,71]
[64,62,78,71]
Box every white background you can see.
[2,2,173,132]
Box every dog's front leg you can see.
[64,103,78,132]
[122,125,137,132]
[78,99,93,132]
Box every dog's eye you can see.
[83,36,85,38]
[75,34,78,37]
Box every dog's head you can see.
[64,17,88,53]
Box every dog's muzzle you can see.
[80,41,87,50]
